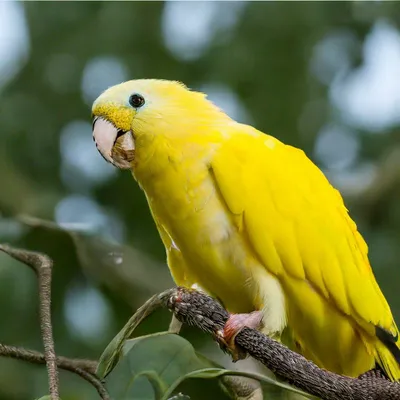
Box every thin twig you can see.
[37,254,58,399]
[0,242,110,399]
[70,367,110,400]
[0,244,60,399]
[0,343,97,374]
[167,287,400,400]
[0,343,109,399]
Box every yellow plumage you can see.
[92,79,400,381]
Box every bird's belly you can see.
[176,214,257,313]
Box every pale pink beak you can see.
[92,117,135,169]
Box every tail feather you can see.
[375,325,400,381]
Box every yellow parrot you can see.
[91,79,400,381]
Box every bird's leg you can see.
[217,311,263,361]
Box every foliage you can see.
[102,332,311,399]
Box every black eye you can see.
[129,93,145,108]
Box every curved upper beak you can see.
[92,117,119,164]
[92,117,135,169]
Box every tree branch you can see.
[0,343,109,398]
[0,243,110,399]
[0,244,59,399]
[166,287,400,400]
[0,343,96,374]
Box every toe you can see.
[217,311,263,361]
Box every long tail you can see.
[375,325,400,381]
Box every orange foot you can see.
[216,311,263,361]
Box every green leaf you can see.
[105,332,216,399]
[105,332,313,400]
[96,297,169,379]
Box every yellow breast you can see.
[149,165,255,311]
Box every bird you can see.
[91,78,400,381]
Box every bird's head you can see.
[92,79,229,170]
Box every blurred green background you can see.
[0,1,400,399]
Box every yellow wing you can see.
[210,126,400,378]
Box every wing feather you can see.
[211,129,396,338]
